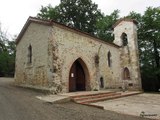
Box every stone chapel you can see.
[15,17,142,93]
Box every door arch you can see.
[69,58,89,92]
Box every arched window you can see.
[107,51,111,67]
[121,33,128,46]
[123,67,130,80]
[28,44,32,63]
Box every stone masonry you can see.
[15,17,141,93]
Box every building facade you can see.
[15,17,141,93]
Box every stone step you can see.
[71,91,142,104]
[71,91,115,99]
[73,92,121,102]
[76,93,122,104]
[71,92,121,104]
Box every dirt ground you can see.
[91,93,160,120]
[0,77,149,120]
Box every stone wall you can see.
[15,23,52,90]
[51,24,121,93]
[114,21,141,90]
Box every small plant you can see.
[140,111,145,117]
[93,88,98,91]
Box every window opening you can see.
[28,44,32,63]
[121,33,128,46]
[100,77,104,88]
[108,51,111,67]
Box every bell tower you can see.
[113,18,141,90]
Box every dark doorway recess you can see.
[69,59,86,92]
[123,67,130,80]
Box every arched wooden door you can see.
[69,60,86,92]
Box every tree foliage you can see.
[37,5,60,21]
[96,10,120,42]
[0,25,15,77]
[141,7,160,91]
[127,7,160,91]
[0,25,8,52]
[37,0,102,35]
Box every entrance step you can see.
[70,91,120,104]
[70,91,142,104]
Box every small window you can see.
[121,33,128,46]
[100,77,104,88]
[28,44,32,63]
[108,51,111,67]
[123,67,130,80]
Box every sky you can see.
[0,0,159,38]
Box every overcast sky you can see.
[0,0,159,37]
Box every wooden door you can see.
[76,62,85,91]
[69,60,86,92]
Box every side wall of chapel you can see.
[15,23,53,90]
[51,24,122,93]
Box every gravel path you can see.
[0,77,149,120]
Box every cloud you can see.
[93,0,160,16]
[0,0,159,36]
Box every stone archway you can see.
[69,58,90,92]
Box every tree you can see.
[37,5,60,21]
[142,7,160,68]
[37,0,102,35]
[0,24,15,77]
[96,10,120,42]
[127,7,160,91]
[141,7,160,91]
[0,24,8,52]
